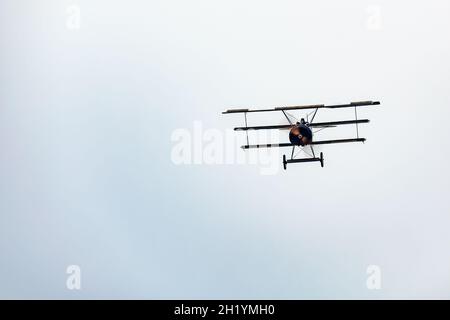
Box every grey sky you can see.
[1,0,450,298]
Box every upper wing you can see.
[223,101,380,114]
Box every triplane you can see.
[223,100,380,169]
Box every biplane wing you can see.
[222,100,380,169]
[223,101,380,114]
[234,119,370,131]
[241,138,366,149]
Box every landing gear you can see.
[282,152,324,170]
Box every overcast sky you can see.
[1,0,450,298]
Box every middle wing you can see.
[234,119,369,131]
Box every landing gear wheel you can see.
[283,155,287,170]
[319,152,324,168]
